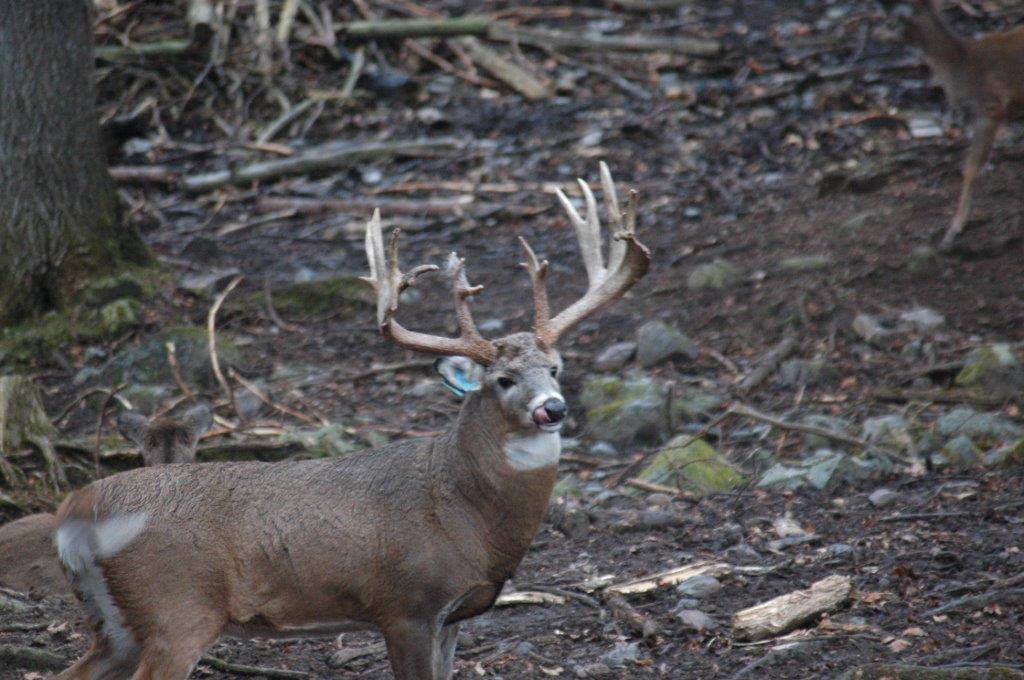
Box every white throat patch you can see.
[504,432,561,471]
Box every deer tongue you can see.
[532,406,553,425]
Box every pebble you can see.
[675,609,717,631]
[868,487,899,508]
[675,574,723,599]
[601,642,639,667]
[593,341,637,372]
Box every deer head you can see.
[116,403,213,466]
[362,162,650,445]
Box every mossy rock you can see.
[636,437,744,496]
[687,259,743,291]
[99,298,142,334]
[671,387,726,423]
[580,375,668,446]
[78,271,151,308]
[955,344,1024,398]
[258,275,372,318]
[105,326,242,388]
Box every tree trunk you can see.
[0,0,148,325]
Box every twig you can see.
[925,587,1024,617]
[736,336,797,394]
[166,341,198,402]
[729,403,867,449]
[625,477,697,499]
[275,0,302,45]
[94,383,126,478]
[200,654,309,679]
[263,278,301,331]
[257,99,315,144]
[878,511,973,523]
[340,46,366,100]
[208,276,243,419]
[343,17,489,39]
[229,369,325,426]
[454,37,550,100]
[489,23,721,56]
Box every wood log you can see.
[731,575,851,641]
[489,23,721,57]
[181,137,460,192]
[343,18,489,40]
[454,37,551,100]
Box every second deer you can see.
[54,163,650,680]
[902,0,1024,249]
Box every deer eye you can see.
[549,366,559,377]
[496,376,516,390]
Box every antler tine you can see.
[446,252,487,343]
[537,164,651,347]
[361,211,497,365]
[518,236,552,349]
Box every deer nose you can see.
[542,398,566,423]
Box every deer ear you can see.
[181,403,214,441]
[117,412,149,448]
[434,356,483,397]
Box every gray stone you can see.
[675,609,717,631]
[940,435,979,466]
[575,663,614,679]
[235,382,268,420]
[983,438,1024,467]
[725,543,763,563]
[672,387,727,421]
[936,406,1022,441]
[779,359,838,387]
[580,375,668,446]
[635,321,699,367]
[178,267,241,298]
[862,415,912,451]
[804,449,882,491]
[588,441,619,459]
[687,259,743,290]
[868,487,899,508]
[674,597,700,610]
[601,642,640,667]
[675,574,722,599]
[513,641,537,657]
[852,313,888,342]
[637,510,681,530]
[955,344,1024,398]
[898,307,945,334]
[781,255,833,272]
[757,463,806,490]
[800,414,854,450]
[593,341,637,372]
[825,543,855,559]
[646,492,674,507]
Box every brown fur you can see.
[903,0,1024,248]
[0,409,209,598]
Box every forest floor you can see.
[3,0,1024,678]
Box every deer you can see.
[53,162,650,680]
[900,0,1024,250]
[0,404,212,598]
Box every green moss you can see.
[254,275,372,318]
[637,437,744,496]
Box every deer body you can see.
[904,0,1024,248]
[57,163,650,680]
[0,405,211,599]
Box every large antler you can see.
[361,210,498,365]
[520,162,651,349]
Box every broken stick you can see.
[731,575,851,641]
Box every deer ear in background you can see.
[116,411,149,449]
[181,402,214,442]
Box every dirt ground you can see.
[3,0,1024,678]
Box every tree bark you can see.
[0,0,148,325]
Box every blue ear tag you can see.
[441,366,480,398]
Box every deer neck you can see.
[432,391,558,580]
[916,5,965,68]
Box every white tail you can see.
[55,164,650,680]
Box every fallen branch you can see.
[343,17,490,39]
[108,165,181,185]
[924,587,1024,617]
[208,276,243,419]
[606,561,732,597]
[95,39,194,61]
[200,654,309,679]
[255,194,482,216]
[489,23,721,57]
[182,137,461,192]
[0,644,67,671]
[736,336,797,394]
[454,37,551,100]
[730,404,867,450]
[606,593,659,639]
[732,575,852,642]
[495,590,566,607]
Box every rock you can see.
[908,245,940,275]
[936,406,1022,442]
[862,415,913,451]
[581,375,668,446]
[593,341,637,372]
[636,436,745,496]
[178,268,241,298]
[234,382,268,420]
[601,642,640,667]
[852,313,889,343]
[939,435,979,466]
[757,463,806,490]
[800,414,854,449]
[725,543,763,563]
[773,516,807,538]
[637,510,680,530]
[804,449,881,490]
[672,387,727,421]
[553,506,590,539]
[99,298,141,334]
[675,609,718,631]
[868,488,899,508]
[779,359,838,387]
[575,663,614,678]
[781,255,833,272]
[513,641,537,657]
[675,574,723,599]
[687,259,743,290]
[825,543,855,560]
[898,307,945,334]
[80,272,147,307]
[646,492,674,507]
[106,326,242,388]
[587,441,619,459]
[955,344,1024,398]
[984,438,1024,467]
[635,321,698,367]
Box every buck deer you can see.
[0,404,211,597]
[901,0,1024,249]
[54,163,650,680]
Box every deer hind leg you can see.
[55,633,139,680]
[942,116,1000,250]
[128,621,222,680]
[434,622,460,679]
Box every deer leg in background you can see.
[383,618,442,680]
[942,115,1000,250]
[435,622,461,678]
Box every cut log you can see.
[495,590,566,607]
[731,575,852,641]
